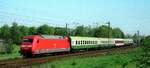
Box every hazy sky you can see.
[0,0,150,35]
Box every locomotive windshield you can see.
[23,38,33,43]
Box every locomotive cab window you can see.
[23,38,33,43]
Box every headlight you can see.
[21,45,26,47]
[27,45,32,47]
[21,45,32,47]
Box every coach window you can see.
[79,41,81,45]
[79,41,80,45]
[82,41,84,44]
[82,41,84,45]
[76,41,78,45]
[90,41,92,44]
[96,41,97,44]
[86,41,87,44]
[82,40,84,45]
[82,40,84,44]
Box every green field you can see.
[32,46,142,68]
[0,44,21,60]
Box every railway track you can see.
[0,45,137,68]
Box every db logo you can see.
[53,44,56,48]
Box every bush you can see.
[4,40,14,54]
[142,36,150,46]
[136,36,150,68]
[51,64,55,68]
[71,61,77,66]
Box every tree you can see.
[54,27,66,36]
[94,25,112,38]
[112,28,124,38]
[28,27,37,35]
[37,24,54,35]
[10,22,21,44]
[0,24,13,53]
[133,33,138,44]
[74,25,88,36]
[19,25,29,37]
[124,34,133,38]
[0,24,11,40]
[48,26,55,35]
[85,26,95,37]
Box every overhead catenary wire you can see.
[0,9,103,29]
[0,10,67,27]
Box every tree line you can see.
[0,22,126,44]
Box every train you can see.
[20,35,134,57]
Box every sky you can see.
[0,0,150,35]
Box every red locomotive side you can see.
[20,35,70,57]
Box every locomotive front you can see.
[20,35,40,57]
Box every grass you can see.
[0,44,22,60]
[32,46,143,68]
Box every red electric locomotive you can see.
[20,35,70,57]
